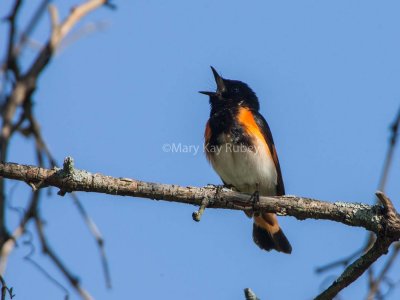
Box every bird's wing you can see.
[253,111,285,196]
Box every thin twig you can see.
[367,244,400,300]
[24,98,57,167]
[192,198,209,222]
[25,257,69,300]
[316,191,400,299]
[4,0,22,78]
[366,106,400,299]
[58,21,110,54]
[70,193,111,288]
[22,219,69,300]
[0,274,14,300]
[35,215,93,300]
[0,171,42,274]
[0,1,113,298]
[0,0,24,251]
[315,236,392,300]
[14,0,50,57]
[377,106,400,193]
[316,106,400,299]
[315,248,364,274]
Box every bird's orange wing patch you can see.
[237,108,273,158]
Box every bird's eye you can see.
[232,87,240,94]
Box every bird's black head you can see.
[199,66,260,112]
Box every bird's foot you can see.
[249,183,260,217]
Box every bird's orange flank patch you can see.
[204,121,211,142]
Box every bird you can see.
[200,66,292,254]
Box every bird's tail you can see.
[253,213,292,254]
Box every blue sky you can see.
[3,0,400,299]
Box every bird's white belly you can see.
[208,136,277,196]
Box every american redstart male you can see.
[200,67,292,254]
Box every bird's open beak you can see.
[199,66,226,96]
[210,66,226,92]
[199,91,215,96]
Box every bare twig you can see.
[58,21,110,54]
[70,193,111,288]
[377,106,400,193]
[0,1,113,298]
[366,106,400,298]
[367,244,400,300]
[0,0,111,252]
[3,0,22,78]
[35,215,93,300]
[48,0,110,51]
[0,0,24,250]
[24,98,57,167]
[316,106,400,299]
[25,257,69,300]
[192,198,209,222]
[0,176,41,274]
[22,222,69,300]
[316,192,400,299]
[0,274,14,300]
[315,236,392,300]
[14,0,50,56]
[315,248,363,274]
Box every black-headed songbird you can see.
[200,67,292,254]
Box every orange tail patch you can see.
[253,213,292,254]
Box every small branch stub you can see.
[376,191,400,238]
[244,288,259,300]
[192,184,225,222]
[63,156,74,175]
[192,198,209,222]
[58,156,75,196]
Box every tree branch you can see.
[0,0,112,252]
[315,236,392,300]
[315,192,400,299]
[0,159,399,239]
[315,105,400,300]
[366,243,400,300]
[0,1,113,297]
[2,159,399,299]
